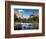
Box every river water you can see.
[22,23,33,30]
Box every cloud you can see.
[18,10,23,12]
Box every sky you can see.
[14,8,39,18]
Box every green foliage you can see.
[14,24,22,30]
[27,16,39,23]
[14,14,17,22]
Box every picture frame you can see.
[5,1,45,38]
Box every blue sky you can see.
[14,8,39,18]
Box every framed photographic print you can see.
[5,1,45,38]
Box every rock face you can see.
[16,13,23,19]
[15,11,24,19]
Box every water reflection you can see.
[14,23,39,30]
[22,23,33,30]
[22,23,38,30]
